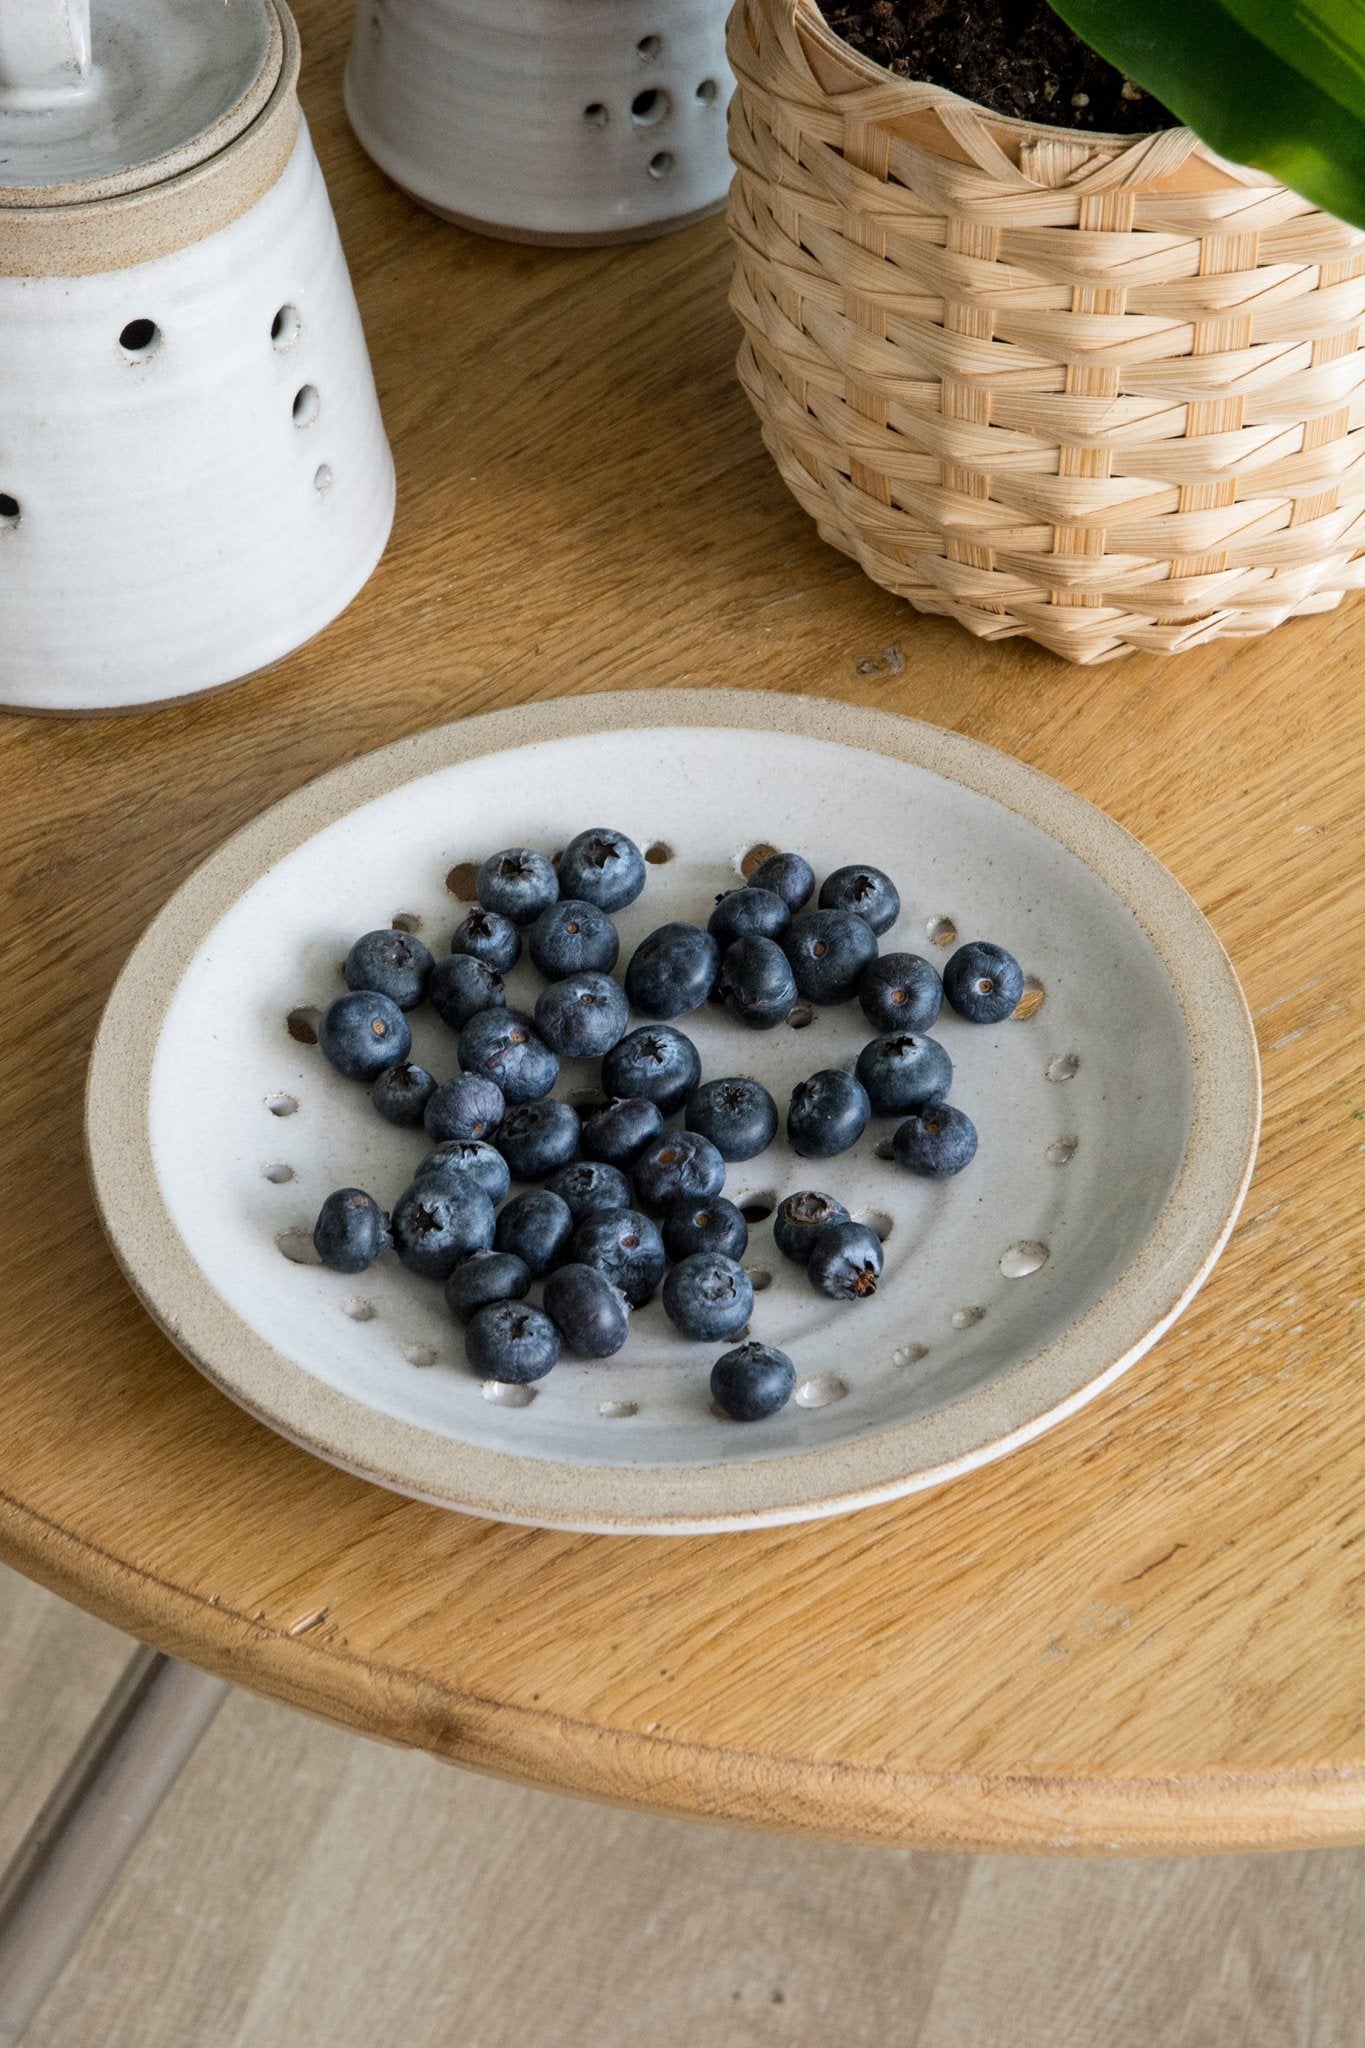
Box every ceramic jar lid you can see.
[0,0,282,206]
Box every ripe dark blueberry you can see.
[748,850,814,913]
[662,1253,753,1341]
[818,864,900,935]
[443,1249,531,1324]
[493,1189,575,1276]
[787,1069,870,1158]
[556,827,646,913]
[428,954,506,1032]
[527,899,620,979]
[390,1181,495,1279]
[474,847,559,928]
[449,907,521,973]
[707,887,791,947]
[624,922,720,1020]
[601,1026,700,1113]
[543,1264,632,1358]
[533,972,629,1059]
[313,1188,387,1272]
[859,952,943,1034]
[662,1196,749,1263]
[685,1076,778,1161]
[344,929,434,1010]
[423,1072,506,1142]
[457,1008,558,1103]
[717,936,797,1030]
[781,910,878,1006]
[711,1342,796,1421]
[570,1208,666,1307]
[773,1190,850,1267]
[544,1159,633,1223]
[580,1095,664,1166]
[371,1061,437,1128]
[891,1103,979,1178]
[632,1130,726,1212]
[495,1099,581,1180]
[318,989,412,1080]
[413,1137,511,1205]
[465,1300,561,1383]
[806,1220,883,1301]
[855,1033,953,1116]
[943,941,1025,1024]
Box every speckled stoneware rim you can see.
[85,691,1261,1533]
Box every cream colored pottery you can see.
[86,690,1261,1535]
[0,0,394,713]
[344,0,734,246]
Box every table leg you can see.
[0,1645,229,2047]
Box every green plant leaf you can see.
[1047,0,1365,227]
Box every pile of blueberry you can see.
[309,829,1023,1423]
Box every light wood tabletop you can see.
[0,0,1360,1858]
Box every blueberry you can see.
[781,910,878,1006]
[312,1188,387,1272]
[662,1254,753,1341]
[533,972,629,1059]
[662,1196,749,1263]
[859,952,943,1034]
[717,936,797,1030]
[892,1103,978,1178]
[318,990,412,1080]
[571,1208,666,1307]
[458,1009,558,1103]
[707,887,791,947]
[773,1190,850,1267]
[428,954,506,1033]
[465,1300,560,1383]
[371,1061,437,1128]
[413,1138,511,1205]
[943,941,1024,1024]
[423,1072,506,1142]
[580,1095,665,1165]
[527,899,620,979]
[624,922,720,1020]
[818,864,900,935]
[806,1220,883,1301]
[787,1069,870,1158]
[632,1130,726,1213]
[450,907,521,973]
[493,1188,574,1276]
[390,1181,495,1279]
[542,1264,632,1358]
[474,848,559,928]
[443,1249,531,1324]
[544,1159,633,1223]
[685,1076,778,1161]
[855,1033,952,1116]
[343,928,434,1010]
[601,1027,700,1113]
[711,1341,796,1421]
[556,827,646,912]
[495,1099,581,1180]
[748,851,814,913]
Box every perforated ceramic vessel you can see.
[86,692,1260,1534]
[344,0,735,245]
[0,0,394,712]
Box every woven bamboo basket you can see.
[726,0,1365,662]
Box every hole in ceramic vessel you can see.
[482,1379,536,1407]
[893,1344,928,1367]
[313,464,333,493]
[631,87,671,126]
[647,151,676,178]
[738,1193,776,1223]
[0,495,19,528]
[118,318,160,358]
[583,101,609,128]
[261,1163,294,1184]
[787,1002,814,1030]
[696,77,720,103]
[926,915,957,947]
[1046,1135,1078,1166]
[599,1399,638,1418]
[292,384,320,427]
[854,1209,894,1241]
[286,1006,320,1045]
[401,1342,437,1368]
[342,1297,375,1321]
[740,842,779,877]
[446,860,480,898]
[1047,1052,1080,1083]
[636,33,663,58]
[272,303,301,348]
[745,1267,773,1292]
[644,842,673,865]
[266,1093,298,1117]
[874,1137,895,1160]
[1012,976,1046,1021]
[951,1305,985,1329]
[795,1373,847,1408]
[391,911,423,933]
[276,1227,319,1265]
[1001,1240,1049,1278]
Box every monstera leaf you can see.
[1048,0,1365,227]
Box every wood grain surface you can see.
[0,0,1361,1854]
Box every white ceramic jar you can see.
[0,0,395,713]
[344,0,735,244]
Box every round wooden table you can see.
[1,0,1360,1861]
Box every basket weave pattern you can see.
[726,0,1365,661]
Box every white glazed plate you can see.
[86,691,1260,1533]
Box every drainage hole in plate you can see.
[391,910,423,933]
[926,915,957,947]
[1046,1136,1078,1166]
[795,1373,847,1408]
[696,77,720,103]
[276,1227,319,1265]
[583,101,609,128]
[266,1093,299,1117]
[636,33,663,58]
[647,151,675,178]
[745,1267,773,1292]
[292,384,320,427]
[286,1007,320,1045]
[271,303,301,349]
[482,1380,536,1407]
[1001,1240,1049,1278]
[892,1344,927,1367]
[118,318,160,358]
[446,861,481,898]
[1046,1052,1080,1083]
[401,1342,437,1368]
[0,494,19,528]
[787,1002,814,1030]
[342,1297,375,1321]
[873,1137,895,1161]
[261,1163,294,1184]
[631,87,670,126]
[644,841,673,865]
[950,1305,985,1329]
[738,1193,776,1223]
[853,1209,894,1241]
[598,1399,638,1418]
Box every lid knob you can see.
[0,0,92,99]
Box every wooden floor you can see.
[3,1569,1360,2047]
